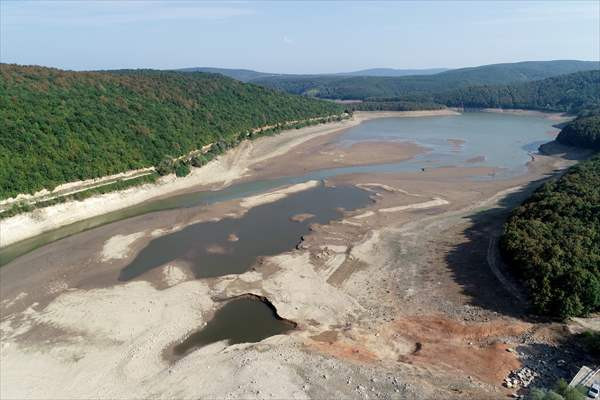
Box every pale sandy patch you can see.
[150,228,169,238]
[349,230,382,264]
[571,317,600,332]
[206,244,228,255]
[1,292,28,308]
[0,280,214,399]
[162,264,189,287]
[100,231,145,262]
[352,210,375,220]
[357,183,398,192]
[479,108,571,122]
[227,233,239,242]
[321,245,348,254]
[290,213,315,222]
[357,183,422,197]
[379,198,449,213]
[46,281,68,295]
[239,252,363,326]
[239,180,320,209]
[339,219,362,227]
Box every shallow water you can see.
[337,112,559,175]
[173,297,295,356]
[0,112,559,266]
[120,183,371,280]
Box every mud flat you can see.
[479,108,573,122]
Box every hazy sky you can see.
[1,1,599,73]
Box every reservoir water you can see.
[0,112,560,266]
[119,184,371,280]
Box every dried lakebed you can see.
[0,111,563,266]
[0,110,581,399]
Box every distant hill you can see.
[176,67,277,82]
[335,67,449,77]
[251,60,599,99]
[0,65,342,199]
[435,70,600,114]
[176,66,449,82]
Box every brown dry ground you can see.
[0,113,593,399]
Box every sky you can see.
[1,0,599,73]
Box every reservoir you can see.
[0,112,560,266]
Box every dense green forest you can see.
[0,64,342,199]
[250,60,598,100]
[501,154,600,318]
[556,114,600,149]
[435,70,600,114]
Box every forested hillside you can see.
[556,113,600,149]
[251,60,598,100]
[435,70,600,114]
[0,64,342,199]
[501,154,600,319]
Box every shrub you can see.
[174,161,191,177]
[156,157,175,176]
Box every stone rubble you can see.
[504,367,538,389]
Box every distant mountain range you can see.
[335,67,450,77]
[176,67,274,82]
[435,69,600,114]
[178,60,598,100]
[249,60,599,100]
[176,66,449,81]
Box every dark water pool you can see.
[173,296,295,357]
[119,183,371,280]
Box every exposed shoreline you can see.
[1,105,590,399]
[0,109,458,248]
[477,107,573,122]
[0,134,585,399]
